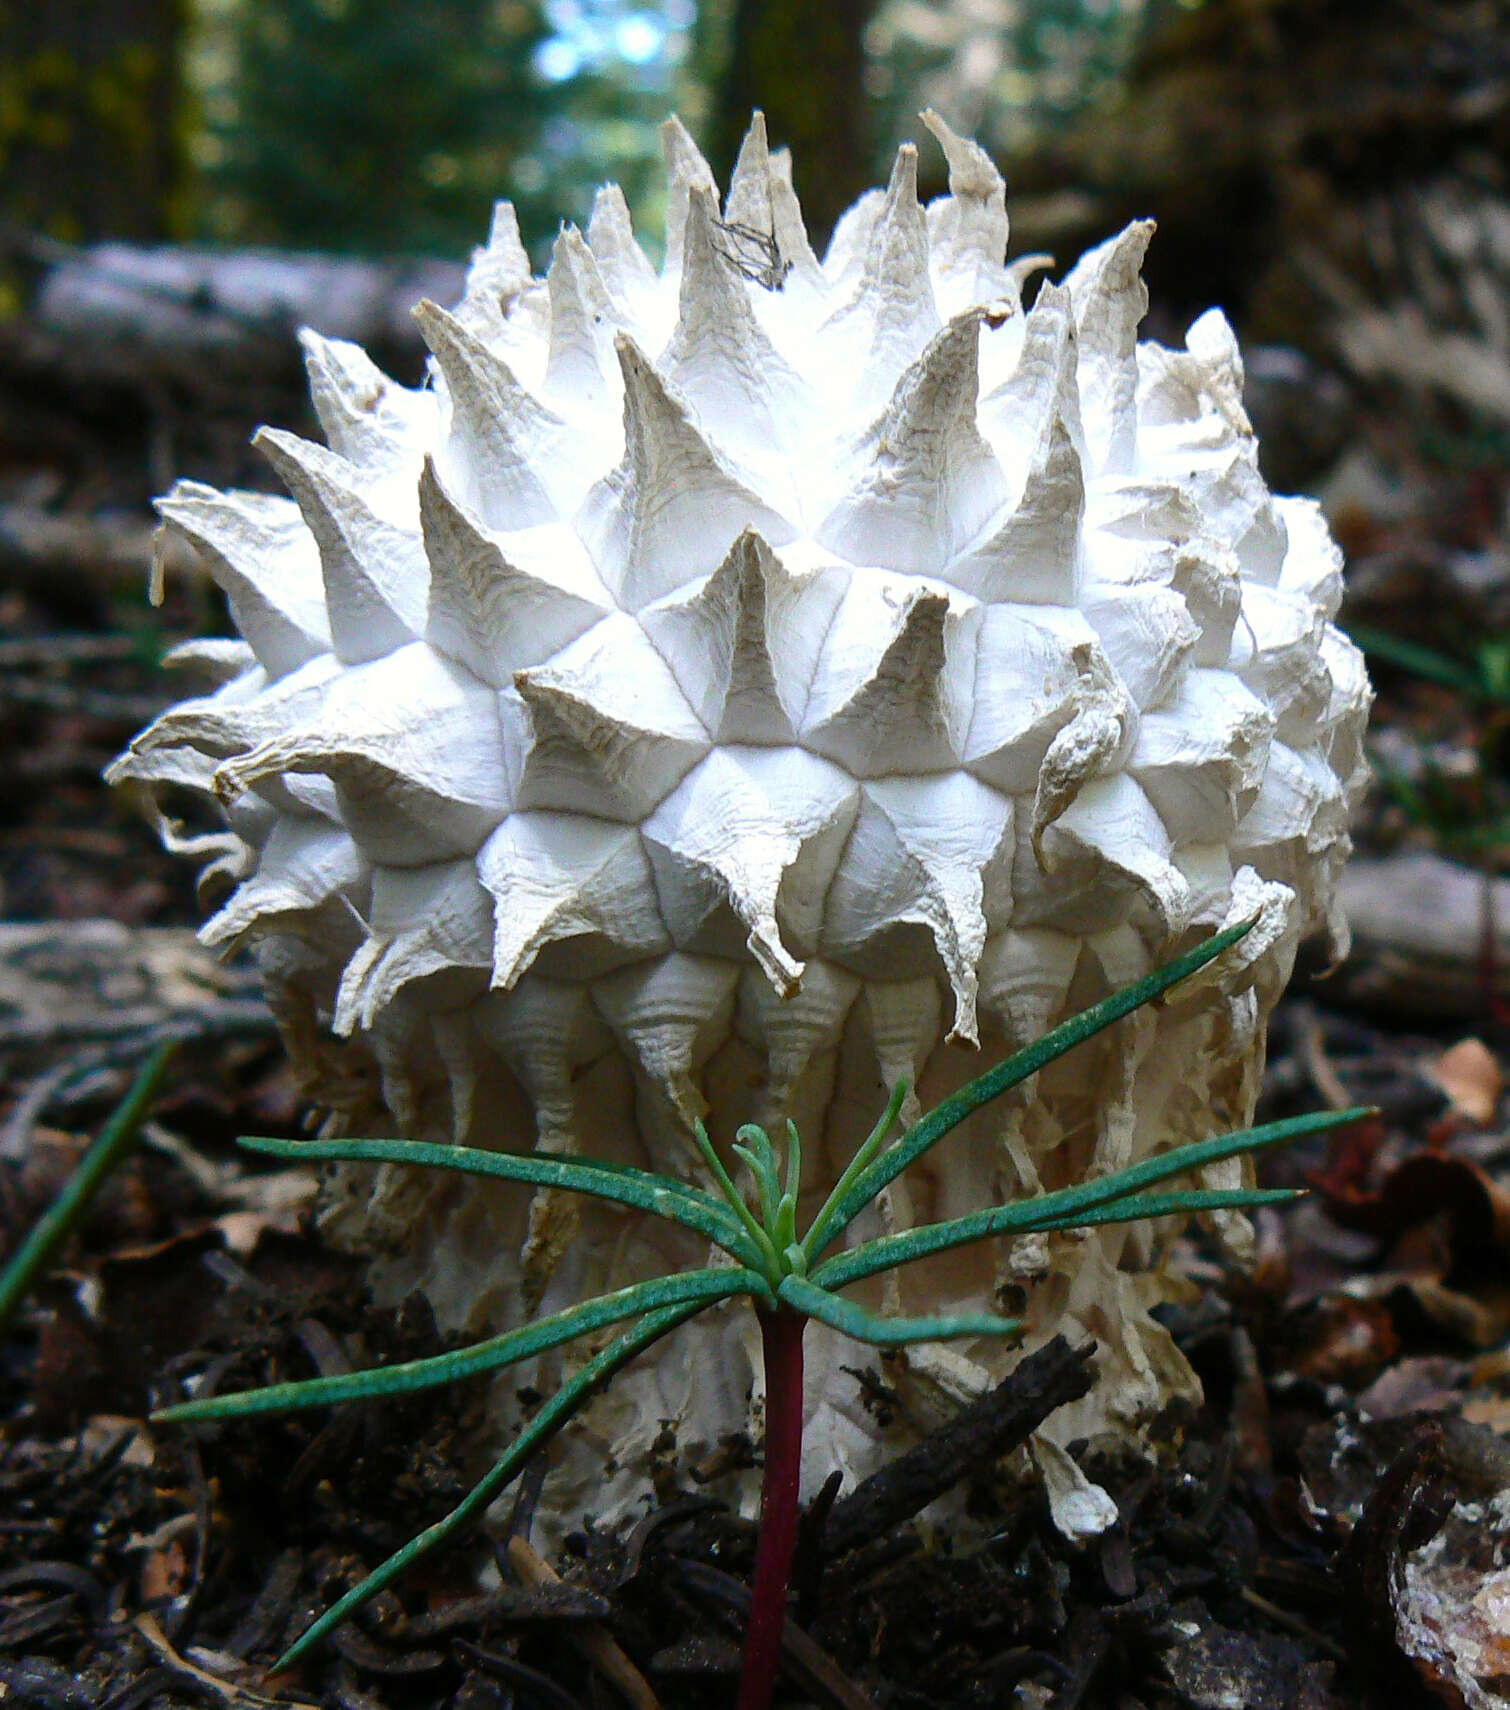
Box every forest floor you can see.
[3,359,1510,1710]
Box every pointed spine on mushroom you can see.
[113,112,1371,1532]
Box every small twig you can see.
[225,1550,303,1661]
[0,504,198,591]
[452,1640,588,1710]
[0,222,300,335]
[0,1046,113,1162]
[505,1535,662,1710]
[1237,1587,1347,1661]
[401,1582,613,1635]
[159,1431,212,1641]
[498,1452,550,1551]
[793,1469,843,1621]
[617,1494,724,1585]
[1052,1608,1111,1710]
[135,1612,313,1708]
[0,634,142,668]
[1293,1003,1353,1111]
[0,675,168,722]
[670,1559,878,1710]
[820,1336,1097,1560]
[0,1001,273,1052]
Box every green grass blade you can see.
[777,1276,1022,1347]
[812,1107,1368,1290]
[1345,624,1488,696]
[152,1267,759,1425]
[0,1043,177,1335]
[237,1134,759,1267]
[801,1076,908,1263]
[809,919,1258,1258]
[272,1300,704,1671]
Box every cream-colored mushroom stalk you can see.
[112,112,1370,1525]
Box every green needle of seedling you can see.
[151,919,1359,1673]
[1346,624,1490,697]
[773,1123,801,1264]
[238,1131,761,1268]
[153,1266,760,1425]
[272,1300,703,1672]
[782,1122,802,1203]
[693,1119,781,1280]
[1013,1185,1304,1233]
[809,918,1259,1258]
[802,1076,908,1262]
[733,1124,782,1234]
[811,1107,1368,1292]
[776,1276,1022,1348]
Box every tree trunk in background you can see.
[705,0,879,256]
[1005,0,1510,339]
[0,0,188,243]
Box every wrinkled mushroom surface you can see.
[113,114,1370,1522]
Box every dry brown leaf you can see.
[1461,1395,1510,1434]
[77,1414,155,1468]
[1424,1039,1504,1127]
[1276,1294,1401,1388]
[139,1537,188,1603]
[214,1166,316,1253]
[1358,1357,1467,1421]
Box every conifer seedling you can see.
[154,918,1369,1709]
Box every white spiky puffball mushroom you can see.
[112,114,1369,1528]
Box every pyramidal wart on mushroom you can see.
[112,113,1370,1529]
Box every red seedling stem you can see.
[737,1304,807,1710]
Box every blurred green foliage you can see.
[182,0,1173,261]
[1348,625,1510,860]
[188,0,695,259]
[194,0,552,253]
[0,0,188,246]
[867,0,1177,166]
[4,0,1185,262]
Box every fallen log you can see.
[0,919,269,1056]
[11,230,464,387]
[1324,851,1510,1021]
[0,505,203,595]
